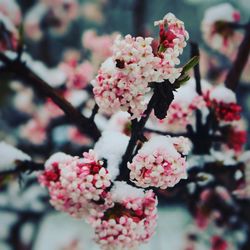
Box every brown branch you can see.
[0,52,101,141]
[225,21,250,91]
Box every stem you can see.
[190,42,202,95]
[0,53,101,141]
[116,91,158,181]
[225,22,250,91]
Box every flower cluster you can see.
[92,13,188,119]
[206,85,241,122]
[201,3,242,57]
[38,151,112,218]
[61,60,94,89]
[151,78,210,133]
[128,136,188,189]
[24,0,78,40]
[91,182,157,250]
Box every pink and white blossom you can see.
[128,135,188,189]
[201,3,242,57]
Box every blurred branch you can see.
[225,21,250,91]
[190,42,202,95]
[0,160,44,177]
[0,52,101,141]
[133,0,146,36]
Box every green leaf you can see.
[182,56,199,73]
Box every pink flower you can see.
[206,85,241,122]
[20,117,47,145]
[92,13,188,119]
[128,136,188,189]
[38,150,112,218]
[201,3,242,57]
[91,182,158,250]
[61,61,94,89]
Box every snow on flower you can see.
[94,131,129,180]
[128,135,188,189]
[207,85,241,122]
[38,150,112,218]
[201,3,242,57]
[151,78,211,133]
[105,111,131,136]
[171,136,192,155]
[0,141,31,170]
[92,13,188,119]
[24,0,78,40]
[91,181,157,250]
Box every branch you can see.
[116,90,158,181]
[116,81,175,181]
[0,52,101,141]
[144,128,188,137]
[133,0,146,36]
[0,160,44,177]
[190,42,202,95]
[225,21,250,91]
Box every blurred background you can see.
[0,0,250,250]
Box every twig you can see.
[89,103,99,122]
[144,128,188,137]
[0,52,101,141]
[225,21,250,91]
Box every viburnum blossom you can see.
[24,0,78,40]
[61,60,94,89]
[150,78,211,133]
[201,3,242,57]
[224,126,247,153]
[154,12,189,60]
[92,13,188,119]
[128,135,188,189]
[20,117,47,145]
[90,181,157,250]
[206,85,241,122]
[210,236,228,250]
[38,150,112,218]
[82,30,118,68]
